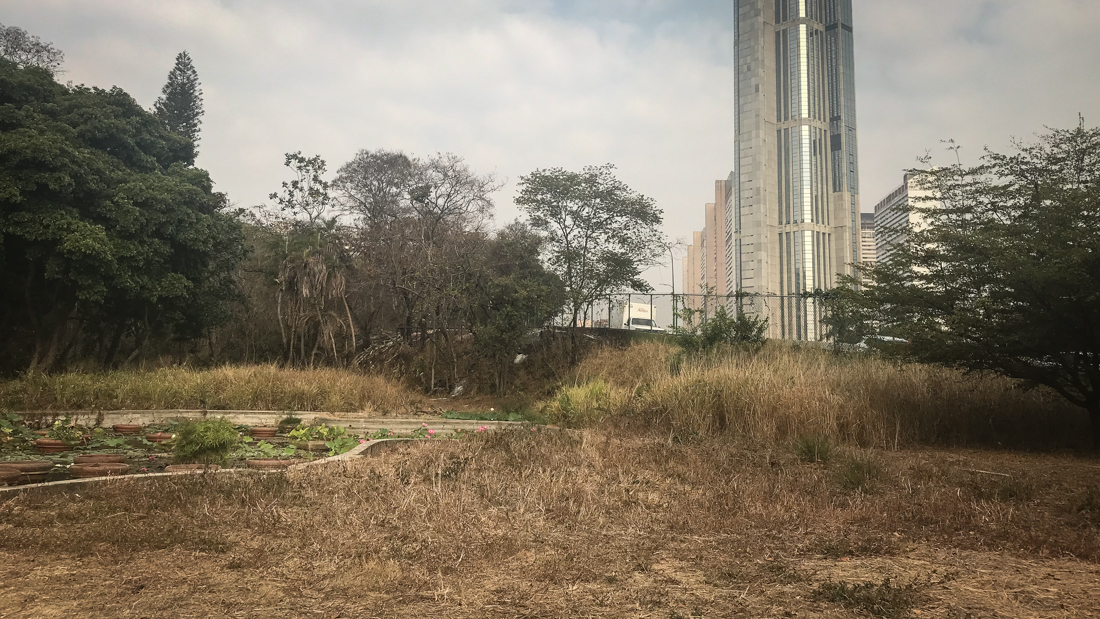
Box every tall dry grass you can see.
[556,342,1089,450]
[0,365,420,414]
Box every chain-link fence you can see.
[552,293,834,342]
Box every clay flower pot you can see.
[73,454,126,464]
[165,464,221,474]
[249,426,279,439]
[0,466,20,486]
[145,432,173,444]
[35,438,69,454]
[69,463,129,478]
[246,459,300,470]
[113,424,142,435]
[5,461,54,483]
[34,430,49,437]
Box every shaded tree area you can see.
[830,124,1100,448]
[0,58,244,373]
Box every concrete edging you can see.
[0,438,419,495]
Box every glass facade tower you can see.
[730,0,860,340]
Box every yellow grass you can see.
[1,433,1097,617]
[0,365,420,414]
[558,342,1089,449]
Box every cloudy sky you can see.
[4,0,1099,287]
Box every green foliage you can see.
[233,438,298,461]
[47,419,84,444]
[173,417,238,465]
[441,410,528,422]
[793,434,835,463]
[671,304,768,353]
[0,58,245,374]
[278,416,303,431]
[153,51,203,159]
[843,124,1100,448]
[325,435,359,456]
[516,164,664,358]
[814,579,922,619]
[287,423,347,442]
[541,380,618,428]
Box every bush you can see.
[174,418,239,465]
[671,305,767,353]
[540,380,626,428]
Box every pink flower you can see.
[421,423,428,428]
[140,468,148,472]
[476,426,487,432]
[148,456,155,460]
[428,429,435,436]
[359,439,367,444]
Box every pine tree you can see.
[154,51,204,162]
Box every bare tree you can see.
[0,23,64,74]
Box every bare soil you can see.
[1,431,1098,618]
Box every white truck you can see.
[610,301,665,333]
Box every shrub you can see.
[670,305,768,353]
[174,418,239,465]
[540,380,626,428]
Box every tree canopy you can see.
[845,124,1100,448]
[0,58,244,373]
[516,164,664,353]
[154,51,203,163]
[0,23,64,74]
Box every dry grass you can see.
[0,365,420,414]
[562,342,1089,450]
[1,431,1098,617]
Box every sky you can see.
[3,0,1100,289]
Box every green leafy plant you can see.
[85,428,127,450]
[173,417,239,465]
[670,303,768,354]
[288,424,347,442]
[278,415,303,432]
[47,419,85,444]
[0,412,36,447]
[325,435,360,456]
[233,438,298,460]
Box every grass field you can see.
[2,431,1098,618]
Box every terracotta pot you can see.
[165,464,221,473]
[34,430,49,437]
[145,432,173,444]
[249,426,279,438]
[113,424,142,435]
[73,454,126,464]
[69,463,129,478]
[4,460,54,483]
[246,459,300,470]
[36,438,69,454]
[0,466,20,486]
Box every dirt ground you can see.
[1,432,1098,618]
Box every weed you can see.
[173,418,239,465]
[1077,487,1100,526]
[814,579,923,618]
[837,454,883,493]
[794,434,835,463]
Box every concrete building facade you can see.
[859,212,876,266]
[873,173,935,263]
[729,0,861,340]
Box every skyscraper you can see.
[859,212,876,266]
[729,0,860,340]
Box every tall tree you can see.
[516,164,664,360]
[154,51,203,163]
[846,124,1100,449]
[0,58,244,373]
[0,23,63,74]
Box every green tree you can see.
[851,124,1100,449]
[516,164,664,360]
[153,51,203,163]
[0,58,244,373]
[0,23,63,74]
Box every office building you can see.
[729,0,861,340]
[859,212,875,266]
[873,173,936,263]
